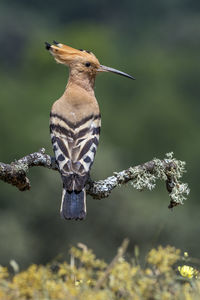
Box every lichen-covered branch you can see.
[0,149,189,208]
[0,148,57,191]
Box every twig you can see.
[94,239,129,290]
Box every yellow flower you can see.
[178,265,198,279]
[184,252,189,258]
[75,279,83,286]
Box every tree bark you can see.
[0,149,189,208]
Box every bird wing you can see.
[50,112,101,191]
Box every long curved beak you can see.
[98,65,135,80]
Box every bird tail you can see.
[60,188,86,220]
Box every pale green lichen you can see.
[164,152,190,205]
[131,170,156,191]
[130,152,189,206]
[170,182,190,204]
[14,162,29,173]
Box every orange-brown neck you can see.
[66,67,96,96]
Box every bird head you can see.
[45,41,135,80]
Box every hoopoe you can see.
[45,41,134,220]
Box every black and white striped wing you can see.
[50,113,101,191]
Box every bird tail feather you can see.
[60,189,86,220]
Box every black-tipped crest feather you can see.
[45,42,51,50]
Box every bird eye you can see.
[85,62,91,67]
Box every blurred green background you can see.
[0,0,200,268]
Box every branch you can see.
[0,149,189,208]
[0,148,57,191]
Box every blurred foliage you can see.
[1,243,200,299]
[0,0,200,269]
